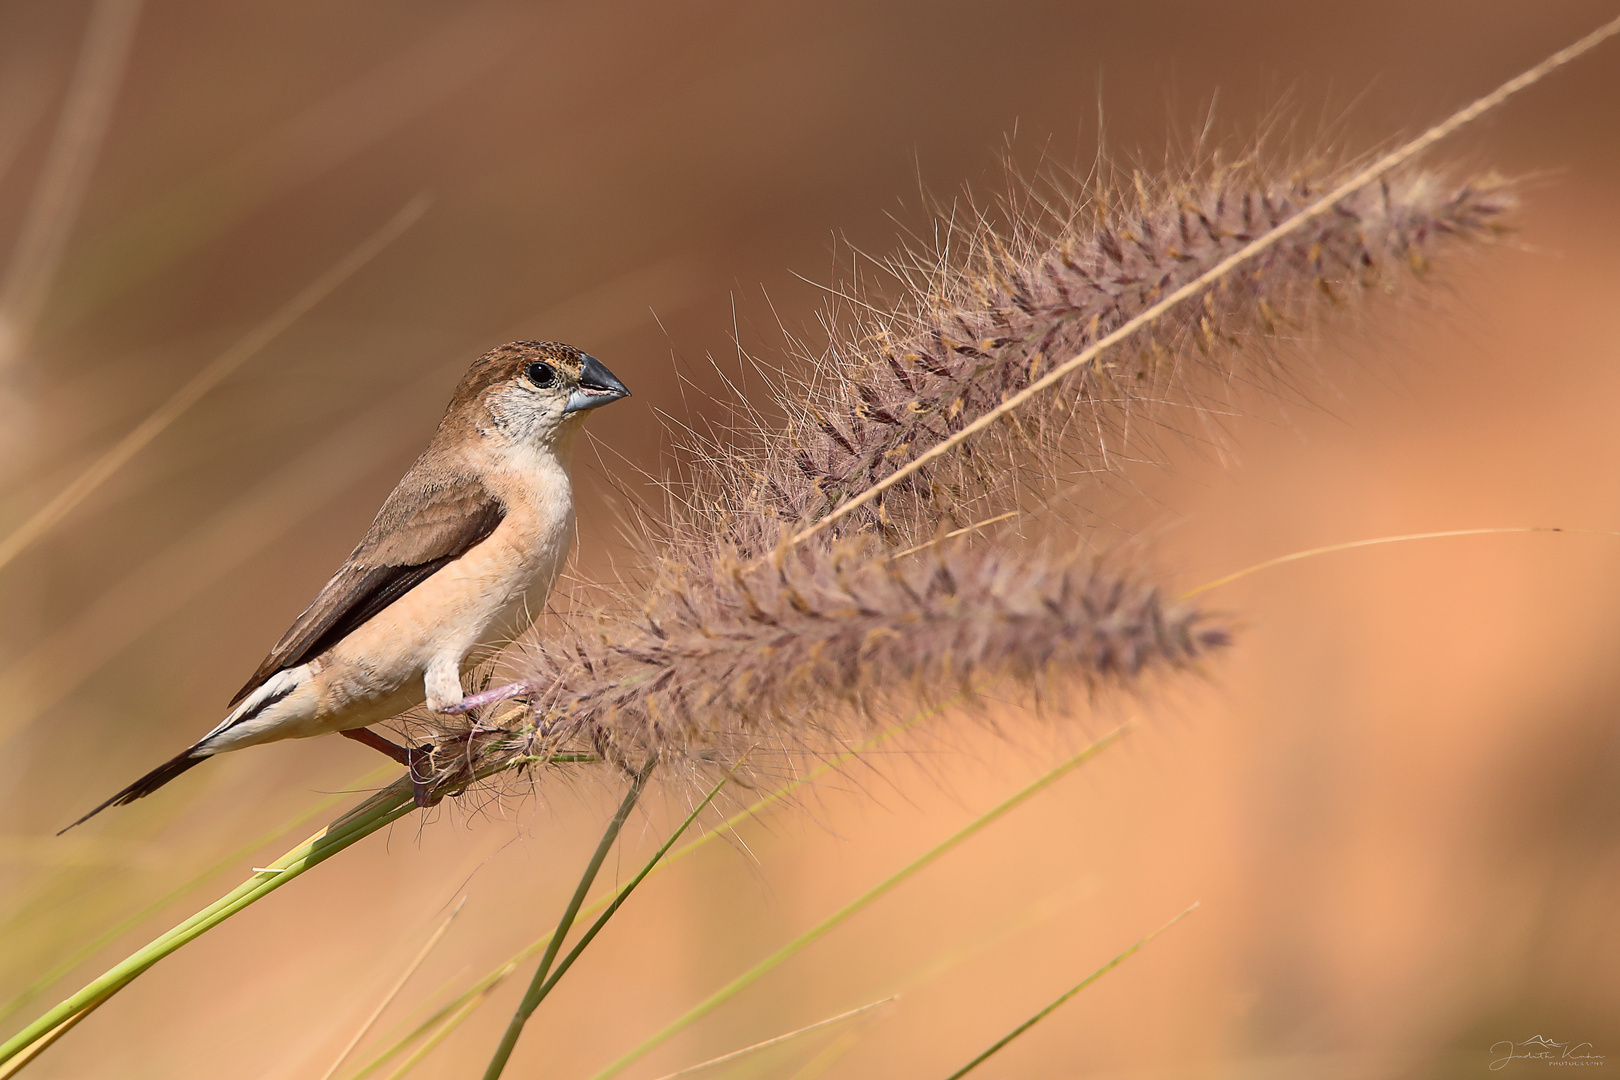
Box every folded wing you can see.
[229,452,506,705]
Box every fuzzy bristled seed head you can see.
[680,163,1512,552]
[420,542,1227,796]
[412,154,1511,802]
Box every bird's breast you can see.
[307,452,577,722]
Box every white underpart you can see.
[196,664,319,755]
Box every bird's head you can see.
[446,340,632,451]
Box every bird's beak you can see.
[564,353,632,413]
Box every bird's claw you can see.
[405,743,443,808]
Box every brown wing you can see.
[229,454,506,705]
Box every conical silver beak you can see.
[564,353,631,413]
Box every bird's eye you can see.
[525,361,556,388]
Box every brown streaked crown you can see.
[444,341,587,416]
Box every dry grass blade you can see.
[0,193,429,575]
[342,713,935,1080]
[586,728,1126,1080]
[1180,526,1606,598]
[0,0,143,368]
[890,511,1019,560]
[943,903,1200,1079]
[0,765,395,1025]
[0,780,421,1071]
[648,996,897,1080]
[0,1001,99,1080]
[317,897,467,1080]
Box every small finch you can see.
[65,341,630,830]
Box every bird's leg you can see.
[339,727,438,808]
[340,726,412,765]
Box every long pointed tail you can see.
[59,747,210,834]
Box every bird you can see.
[63,340,631,831]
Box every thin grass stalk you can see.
[0,782,417,1070]
[7,749,583,1069]
[0,999,100,1080]
[481,756,659,1080]
[1,749,598,1071]
[1179,526,1597,598]
[0,0,142,368]
[586,726,1127,1080]
[741,877,1099,1079]
[394,763,735,1077]
[789,11,1620,551]
[530,762,742,1007]
[318,897,467,1080]
[784,1029,862,1080]
[0,764,395,1025]
[378,996,482,1080]
[942,902,1199,1079]
[649,997,896,1080]
[344,708,942,1080]
[0,193,428,575]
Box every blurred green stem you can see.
[0,781,419,1070]
[588,725,1127,1080]
[345,706,949,1080]
[481,756,658,1080]
[944,902,1198,1079]
[0,765,396,1026]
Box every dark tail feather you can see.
[59,747,210,834]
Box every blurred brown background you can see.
[1,1,1617,1077]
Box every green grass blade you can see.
[379,996,481,1080]
[650,996,895,1080]
[0,781,418,1069]
[943,902,1199,1079]
[586,725,1128,1080]
[481,758,659,1080]
[476,759,739,1080]
[0,765,396,1026]
[382,762,742,1080]
[533,762,740,1006]
[343,712,941,1080]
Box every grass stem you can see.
[0,765,395,1025]
[318,897,467,1080]
[480,756,658,1080]
[0,193,428,575]
[649,996,896,1080]
[0,782,417,1070]
[943,902,1199,1078]
[587,726,1127,1080]
[344,710,942,1079]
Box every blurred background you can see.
[1,1,1617,1077]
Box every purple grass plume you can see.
[687,161,1513,551]
[415,154,1512,801]
[421,541,1229,793]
